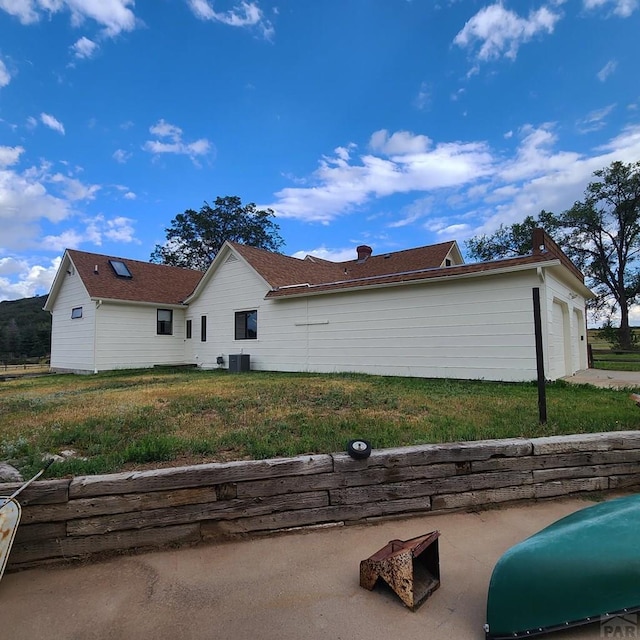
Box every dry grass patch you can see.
[0,367,639,478]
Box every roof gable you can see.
[225,240,462,289]
[46,250,204,308]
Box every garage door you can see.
[549,301,569,379]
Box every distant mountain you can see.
[0,295,51,363]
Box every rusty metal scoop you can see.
[359,531,441,610]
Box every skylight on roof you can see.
[109,260,132,278]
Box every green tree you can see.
[465,211,558,261]
[561,160,640,350]
[466,160,640,350]
[0,296,50,363]
[151,196,284,270]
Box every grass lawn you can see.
[1,368,639,479]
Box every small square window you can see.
[71,307,83,319]
[157,309,173,335]
[235,310,257,340]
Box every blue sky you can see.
[1,0,639,309]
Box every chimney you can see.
[94,264,99,274]
[532,228,546,255]
[356,245,373,262]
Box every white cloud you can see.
[267,132,494,222]
[498,124,581,182]
[266,118,640,247]
[0,0,39,24]
[0,0,138,37]
[0,256,61,302]
[123,191,136,200]
[370,130,432,155]
[388,197,434,228]
[0,58,11,87]
[104,216,136,242]
[0,145,24,167]
[583,0,638,17]
[143,119,212,164]
[40,113,65,135]
[0,153,107,253]
[40,229,85,252]
[577,104,616,133]
[113,148,132,163]
[454,3,561,62]
[149,119,183,139]
[597,59,618,81]
[71,36,99,59]
[0,163,72,231]
[464,123,640,240]
[48,173,100,200]
[186,0,274,39]
[41,214,137,251]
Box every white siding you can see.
[186,256,275,369]
[94,303,188,371]
[572,308,587,371]
[189,261,551,382]
[280,271,541,381]
[49,270,95,373]
[544,271,588,379]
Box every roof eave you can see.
[90,297,189,309]
[43,250,77,312]
[266,259,590,299]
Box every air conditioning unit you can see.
[229,354,250,373]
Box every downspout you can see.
[94,300,102,374]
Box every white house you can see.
[45,229,592,381]
[44,251,202,374]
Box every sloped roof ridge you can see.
[336,240,455,264]
[67,249,204,274]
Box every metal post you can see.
[532,287,547,424]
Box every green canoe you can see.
[485,493,640,639]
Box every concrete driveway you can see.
[0,496,627,640]
[563,368,640,390]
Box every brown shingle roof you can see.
[67,250,204,305]
[229,230,588,299]
[58,229,588,307]
[229,241,458,290]
[263,253,558,298]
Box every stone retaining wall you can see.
[5,431,640,570]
